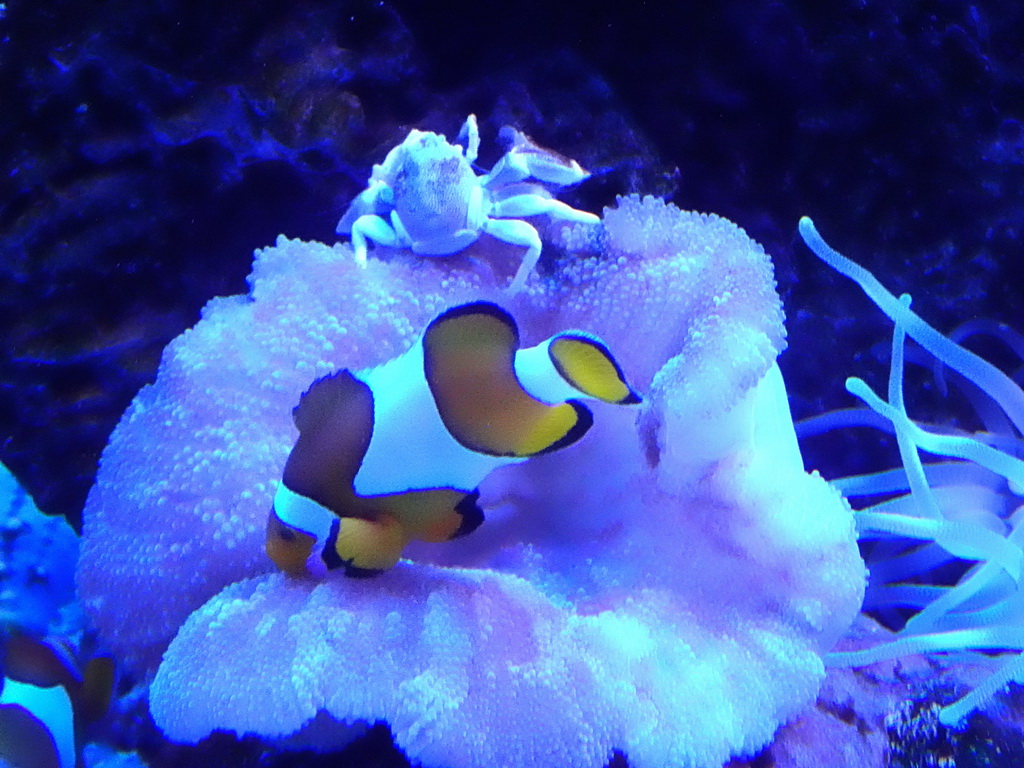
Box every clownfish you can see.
[0,631,114,768]
[266,301,640,578]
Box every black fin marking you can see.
[427,301,519,346]
[322,517,343,571]
[452,489,485,538]
[536,400,593,454]
[343,561,386,578]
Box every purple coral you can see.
[79,196,864,766]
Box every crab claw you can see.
[486,126,591,188]
[455,114,481,165]
[336,179,389,235]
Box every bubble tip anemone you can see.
[801,216,1024,727]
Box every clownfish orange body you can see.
[266,301,640,578]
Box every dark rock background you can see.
[2,0,1022,531]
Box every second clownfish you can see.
[266,300,640,578]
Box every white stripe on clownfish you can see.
[271,482,335,578]
[354,331,524,497]
[1,632,114,768]
[0,677,75,768]
[514,332,641,406]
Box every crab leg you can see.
[482,218,543,294]
[455,114,481,165]
[349,214,403,267]
[488,198,600,292]
[491,195,600,224]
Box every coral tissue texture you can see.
[78,195,864,768]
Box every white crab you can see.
[336,114,599,293]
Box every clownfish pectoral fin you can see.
[549,333,642,405]
[424,301,593,457]
[325,514,409,577]
[78,654,115,726]
[292,368,366,433]
[2,632,81,692]
[273,369,375,578]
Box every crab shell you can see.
[345,130,486,255]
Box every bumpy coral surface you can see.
[79,196,864,767]
[1,462,78,636]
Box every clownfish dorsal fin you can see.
[285,370,374,513]
[423,301,593,457]
[549,333,642,405]
[2,632,80,691]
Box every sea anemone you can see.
[78,198,864,767]
[799,216,1024,726]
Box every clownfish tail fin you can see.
[548,333,641,405]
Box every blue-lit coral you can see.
[79,195,864,767]
[0,463,81,768]
[799,217,1024,727]
[0,463,78,637]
